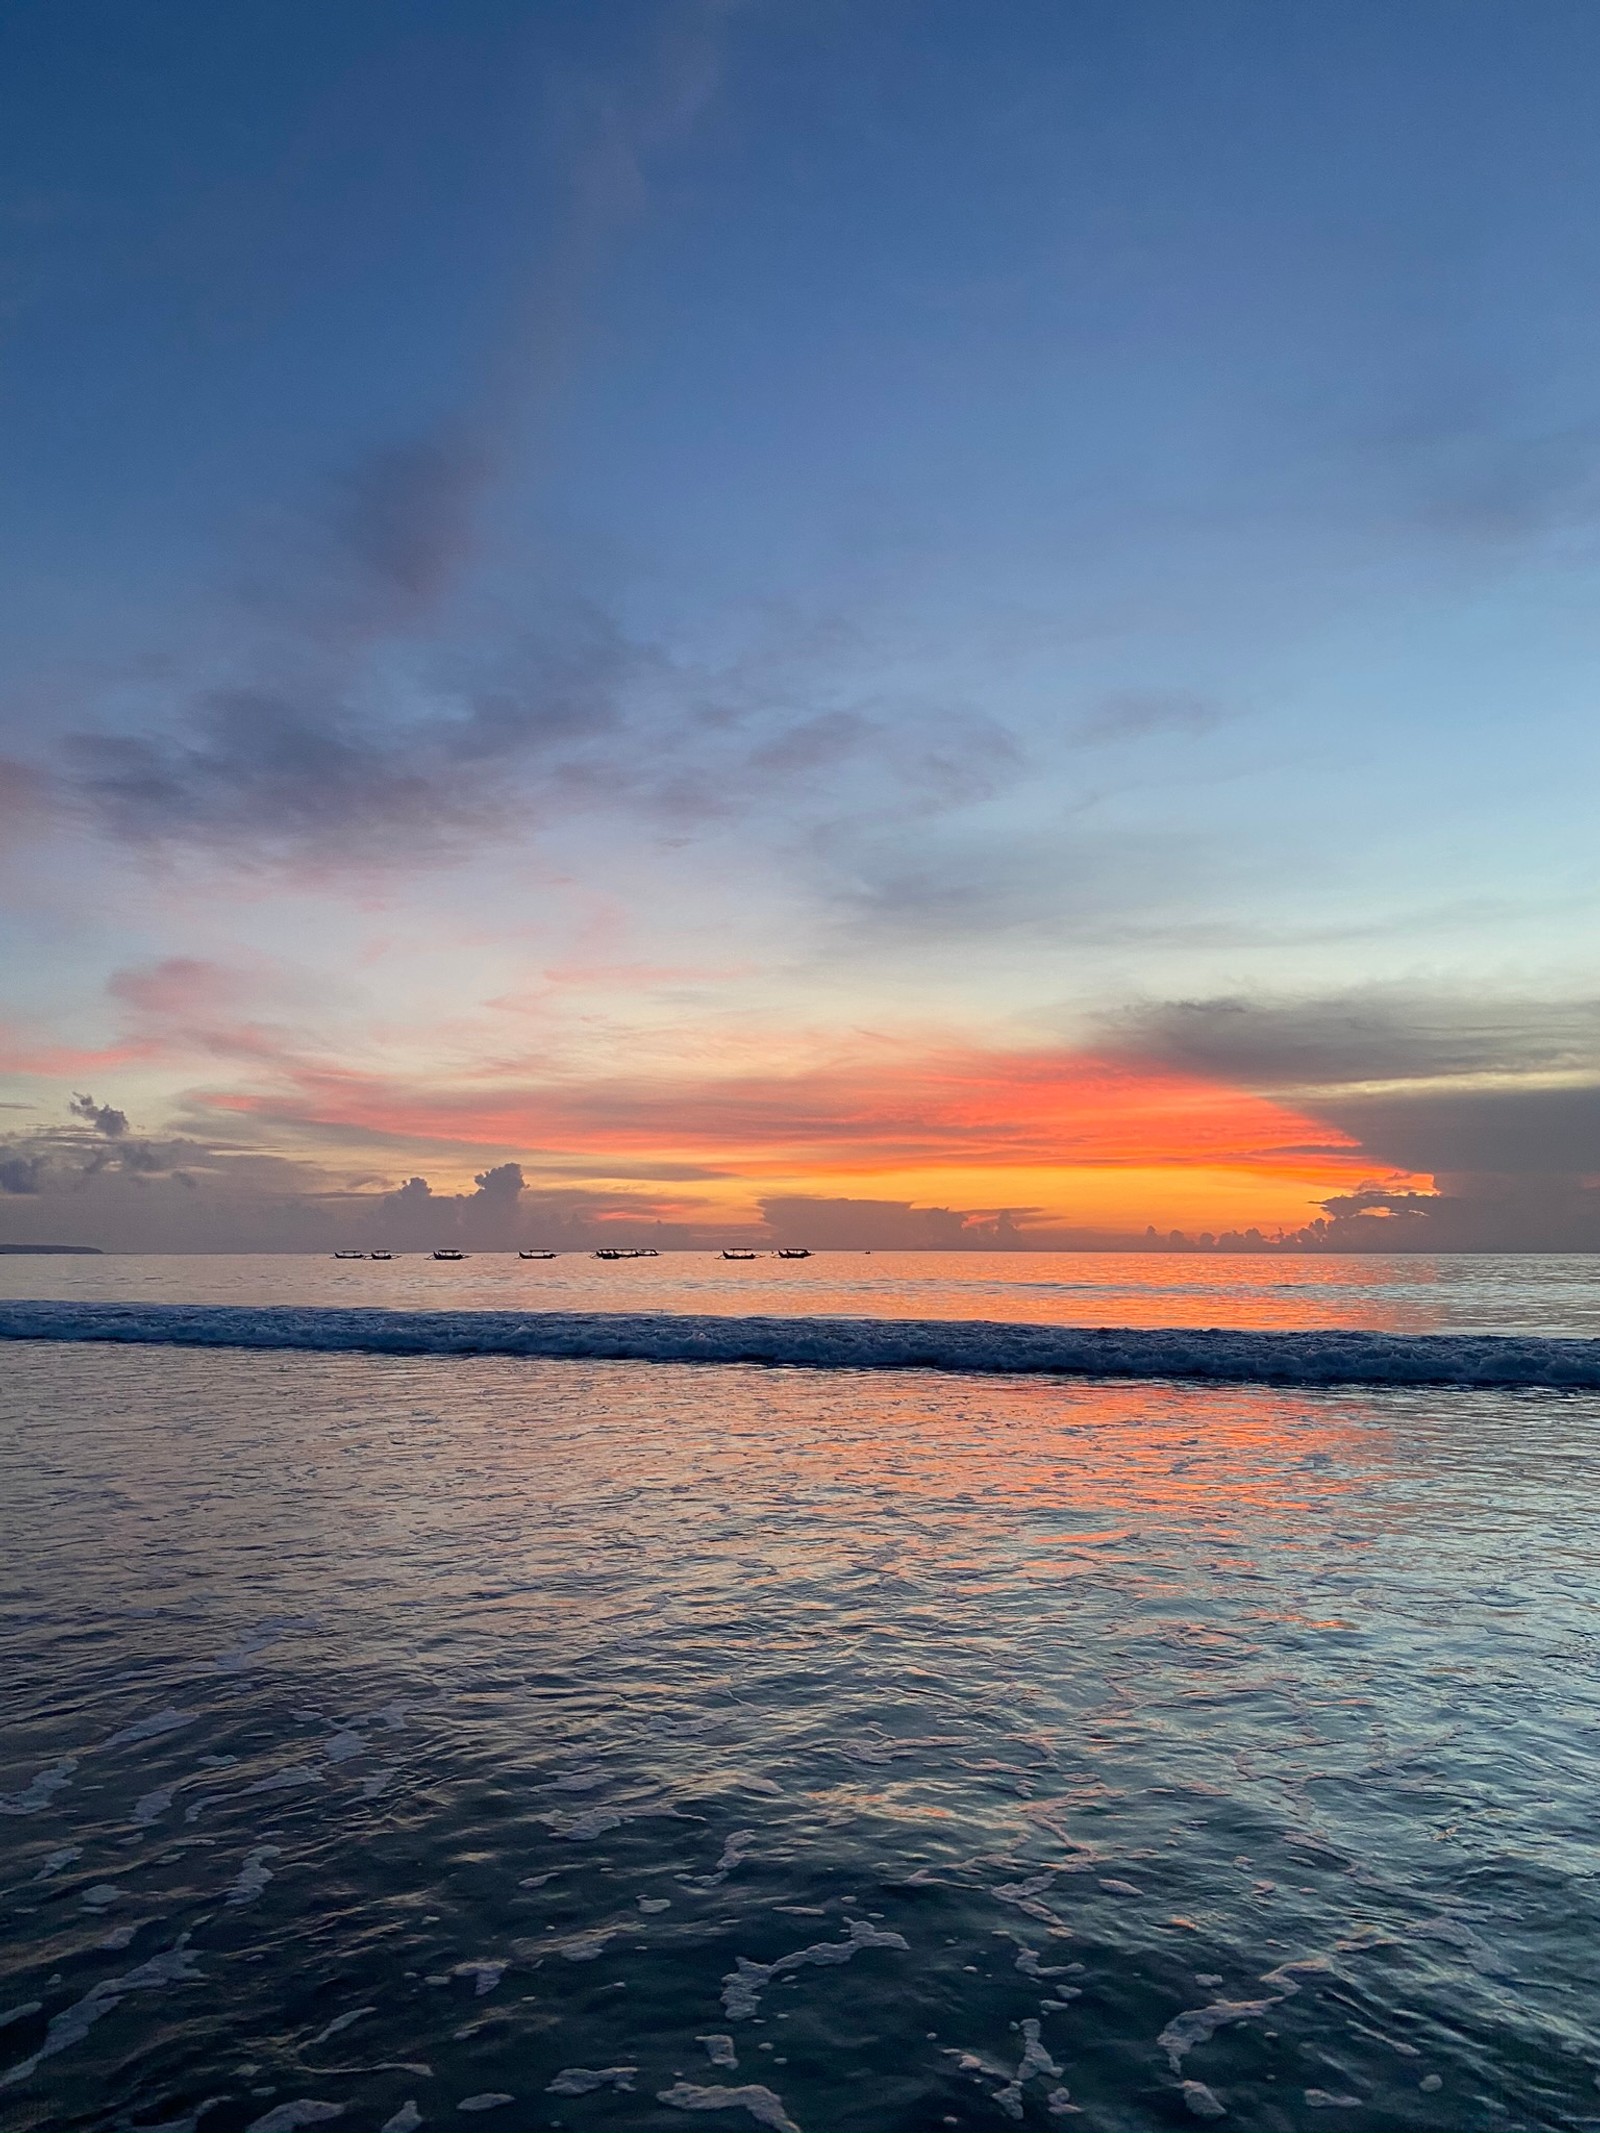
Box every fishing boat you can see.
[519,1250,556,1260]
[776,1247,811,1259]
[432,1249,466,1261]
[333,1250,364,1259]
[370,1251,393,1260]
[721,1249,757,1260]
[594,1247,630,1260]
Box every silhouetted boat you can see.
[370,1251,393,1260]
[721,1249,757,1260]
[333,1250,364,1259]
[519,1250,556,1260]
[432,1249,466,1261]
[777,1247,811,1258]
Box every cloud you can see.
[1072,688,1229,746]
[1107,988,1600,1091]
[1320,1083,1600,1178]
[69,1091,129,1138]
[0,1153,44,1194]
[1367,398,1600,544]
[333,434,488,609]
[57,628,628,862]
[1109,985,1600,1249]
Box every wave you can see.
[1,1301,1598,1388]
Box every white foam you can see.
[457,2096,513,2113]
[227,1845,282,1905]
[380,2106,423,2133]
[1158,1999,1281,2071]
[546,2068,638,2094]
[0,1758,77,1816]
[543,1805,626,1841]
[103,1709,198,1749]
[7,1301,1596,1389]
[214,1620,307,1673]
[1181,2080,1227,2118]
[246,2104,344,2132]
[657,2081,801,2133]
[1,1934,202,2088]
[451,1961,505,1996]
[721,1917,909,2019]
[245,1766,324,1795]
[309,2007,373,2045]
[699,2035,739,2068]
[702,1830,758,1886]
[551,1926,621,1961]
[0,2002,42,2031]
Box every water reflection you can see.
[3,1246,1599,1335]
[4,1345,1599,2128]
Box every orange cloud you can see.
[191,1040,1394,1230]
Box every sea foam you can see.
[1,1301,1597,1389]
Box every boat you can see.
[776,1247,811,1259]
[432,1249,466,1261]
[721,1249,758,1260]
[333,1250,364,1259]
[519,1250,556,1260]
[370,1251,393,1261]
[594,1247,630,1260]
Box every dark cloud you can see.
[0,1154,44,1194]
[1286,1177,1600,1254]
[69,1091,129,1138]
[1111,986,1600,1250]
[333,435,487,607]
[1108,989,1600,1089]
[1321,1083,1600,1179]
[55,611,649,861]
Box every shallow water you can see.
[4,1248,1600,1337]
[4,1334,1600,2132]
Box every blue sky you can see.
[2,1,1598,1248]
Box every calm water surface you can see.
[3,1250,1600,1336]
[2,1257,1599,2131]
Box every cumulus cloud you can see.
[69,1091,128,1137]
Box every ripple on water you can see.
[1,1342,1599,2131]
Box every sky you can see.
[2,0,1599,1252]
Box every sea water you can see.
[2,1255,1599,2132]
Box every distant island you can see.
[0,1244,103,1255]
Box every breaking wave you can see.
[1,1300,1597,1388]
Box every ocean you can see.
[2,1253,1599,2132]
